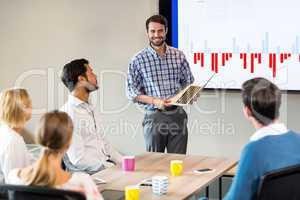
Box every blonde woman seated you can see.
[7,110,103,200]
[0,88,34,183]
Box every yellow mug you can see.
[125,185,140,200]
[170,160,183,176]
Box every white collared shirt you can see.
[60,95,122,173]
[250,123,289,142]
[0,123,33,183]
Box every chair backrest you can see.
[0,184,86,200]
[257,163,300,200]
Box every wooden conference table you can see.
[93,152,237,200]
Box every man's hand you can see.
[152,98,172,109]
[164,99,172,107]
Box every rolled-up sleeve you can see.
[180,53,195,87]
[126,59,143,102]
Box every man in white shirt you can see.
[60,58,122,174]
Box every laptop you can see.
[169,73,216,106]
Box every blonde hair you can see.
[24,110,73,187]
[0,88,31,128]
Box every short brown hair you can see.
[61,58,89,92]
[0,88,31,128]
[146,15,168,31]
[242,77,281,125]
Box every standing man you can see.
[126,15,195,154]
[60,58,122,174]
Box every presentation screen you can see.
[175,0,300,90]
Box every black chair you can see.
[0,184,86,200]
[256,163,300,200]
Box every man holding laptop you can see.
[126,15,195,154]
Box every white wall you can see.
[0,0,299,159]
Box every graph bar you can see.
[250,53,254,73]
[269,54,273,68]
[258,53,262,64]
[211,53,215,71]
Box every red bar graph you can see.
[240,53,247,69]
[280,53,284,63]
[211,53,219,73]
[272,54,276,78]
[258,53,262,64]
[193,52,300,78]
[269,54,273,68]
[201,53,204,67]
[250,53,255,73]
[194,53,204,67]
[211,53,215,71]
[215,53,218,73]
[268,53,277,77]
[194,53,197,64]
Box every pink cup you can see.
[122,156,135,171]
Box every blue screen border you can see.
[171,0,178,48]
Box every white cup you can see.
[152,176,168,196]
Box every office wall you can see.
[0,0,299,160]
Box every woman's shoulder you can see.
[62,172,94,187]
[70,172,91,180]
[7,168,24,184]
[0,124,23,142]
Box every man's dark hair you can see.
[146,15,168,31]
[61,59,89,92]
[241,77,282,125]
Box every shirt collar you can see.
[147,43,170,57]
[250,122,289,142]
[68,94,89,107]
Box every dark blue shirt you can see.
[224,131,300,200]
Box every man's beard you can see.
[150,37,165,47]
[84,81,99,93]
